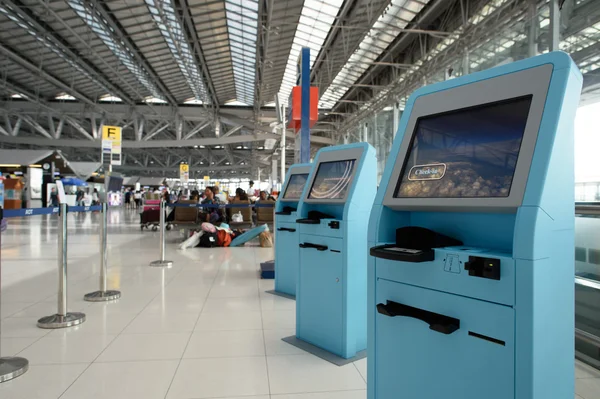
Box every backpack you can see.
[216,230,232,247]
[197,232,218,248]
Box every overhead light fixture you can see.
[99,94,123,102]
[200,145,206,148]
[0,164,21,167]
[55,93,76,101]
[257,146,264,150]
[193,145,199,148]
[11,93,24,99]
[236,146,242,149]
[145,96,167,104]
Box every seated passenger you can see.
[200,187,225,224]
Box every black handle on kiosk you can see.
[296,218,320,224]
[277,227,297,232]
[299,242,328,251]
[376,300,460,335]
[275,211,292,215]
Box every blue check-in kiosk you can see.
[295,142,376,359]
[367,52,582,399]
[274,163,312,297]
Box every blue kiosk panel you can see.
[367,52,582,399]
[274,163,312,297]
[296,142,376,359]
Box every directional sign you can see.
[101,125,122,166]
[180,163,189,184]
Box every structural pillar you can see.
[549,0,560,51]
[300,47,311,163]
[528,0,538,57]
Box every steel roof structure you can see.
[0,0,598,178]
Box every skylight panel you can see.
[67,0,164,101]
[145,0,209,103]
[225,0,258,105]
[279,0,344,105]
[319,0,430,109]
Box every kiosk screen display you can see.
[308,159,356,200]
[395,96,532,198]
[283,173,309,199]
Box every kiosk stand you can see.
[270,163,312,298]
[284,142,376,363]
[367,52,582,399]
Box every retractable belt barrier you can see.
[0,203,117,383]
[2,205,102,218]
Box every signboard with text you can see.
[101,125,122,166]
[180,164,189,184]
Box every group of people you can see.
[124,189,143,209]
[48,187,99,207]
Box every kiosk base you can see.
[264,290,295,300]
[282,336,367,366]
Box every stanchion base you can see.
[37,312,86,329]
[84,290,121,302]
[149,260,173,268]
[0,357,28,383]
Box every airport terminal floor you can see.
[0,208,597,399]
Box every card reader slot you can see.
[468,331,505,346]
[275,211,292,215]
[299,242,329,251]
[277,227,296,232]
[376,300,460,335]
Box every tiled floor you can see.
[0,209,598,399]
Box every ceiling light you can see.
[99,94,123,102]
[236,145,242,149]
[11,93,24,99]
[183,98,203,105]
[55,93,76,101]
[200,145,206,148]
[193,145,199,148]
[145,96,167,104]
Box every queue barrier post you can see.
[149,200,173,268]
[84,203,121,302]
[0,206,29,383]
[37,203,86,329]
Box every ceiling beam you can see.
[0,43,108,113]
[0,132,333,148]
[2,0,136,105]
[92,0,178,105]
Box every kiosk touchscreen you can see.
[293,142,376,360]
[274,163,312,297]
[367,52,582,399]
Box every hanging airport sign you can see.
[204,176,210,181]
[180,163,189,184]
[101,125,122,166]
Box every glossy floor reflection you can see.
[0,208,598,398]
